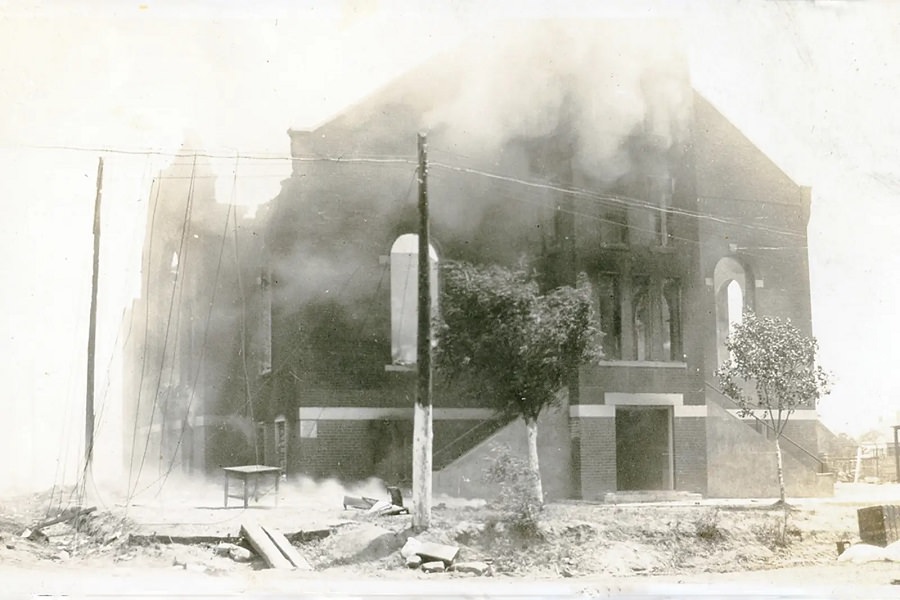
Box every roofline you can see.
[692,89,809,190]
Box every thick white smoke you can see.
[425,20,692,184]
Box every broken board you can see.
[240,522,294,570]
[343,495,378,510]
[261,524,312,570]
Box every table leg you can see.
[275,472,280,507]
[243,475,249,508]
[224,473,229,508]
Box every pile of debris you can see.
[3,504,131,562]
[837,504,900,565]
[343,486,409,517]
[131,522,334,573]
[399,536,490,576]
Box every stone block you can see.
[421,560,445,573]
[449,561,489,576]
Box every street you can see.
[2,562,900,600]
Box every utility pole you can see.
[85,157,103,471]
[893,425,899,484]
[412,132,433,530]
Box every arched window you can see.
[714,257,752,365]
[390,234,438,365]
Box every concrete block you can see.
[329,524,403,563]
[416,541,459,564]
[229,546,253,562]
[449,561,489,575]
[400,537,423,559]
[406,555,423,569]
[213,542,240,556]
[421,561,445,573]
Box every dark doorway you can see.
[615,406,673,490]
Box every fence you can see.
[826,444,898,483]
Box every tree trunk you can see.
[525,417,543,506]
[774,435,786,505]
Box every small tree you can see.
[435,261,601,505]
[716,312,831,505]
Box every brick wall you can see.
[673,417,708,494]
[290,418,500,484]
[781,419,820,457]
[295,420,374,480]
[705,400,829,497]
[576,417,616,499]
[433,406,573,501]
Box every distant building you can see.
[125,22,834,498]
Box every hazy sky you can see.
[1,0,899,489]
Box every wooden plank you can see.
[129,533,240,546]
[34,506,97,529]
[261,524,313,571]
[240,522,294,570]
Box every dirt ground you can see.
[1,479,899,592]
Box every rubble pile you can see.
[400,536,491,576]
[0,500,135,564]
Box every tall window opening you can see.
[715,257,752,365]
[258,265,272,375]
[593,273,682,362]
[654,177,674,247]
[599,207,628,247]
[633,276,653,361]
[274,415,287,474]
[727,280,743,328]
[594,273,621,359]
[390,234,438,365]
[255,421,266,464]
[663,278,683,360]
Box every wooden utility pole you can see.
[85,157,103,470]
[412,132,433,530]
[893,425,899,484]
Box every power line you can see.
[90,153,156,462]
[127,155,198,504]
[126,174,164,505]
[230,154,260,464]
[4,142,416,164]
[44,154,155,529]
[476,177,702,247]
[11,140,810,242]
[154,157,203,483]
[134,202,235,499]
[429,160,808,241]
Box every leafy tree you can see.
[716,312,831,505]
[858,428,887,444]
[435,261,601,505]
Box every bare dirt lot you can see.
[1,479,899,595]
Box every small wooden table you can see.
[223,465,282,508]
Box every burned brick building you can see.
[125,22,833,499]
